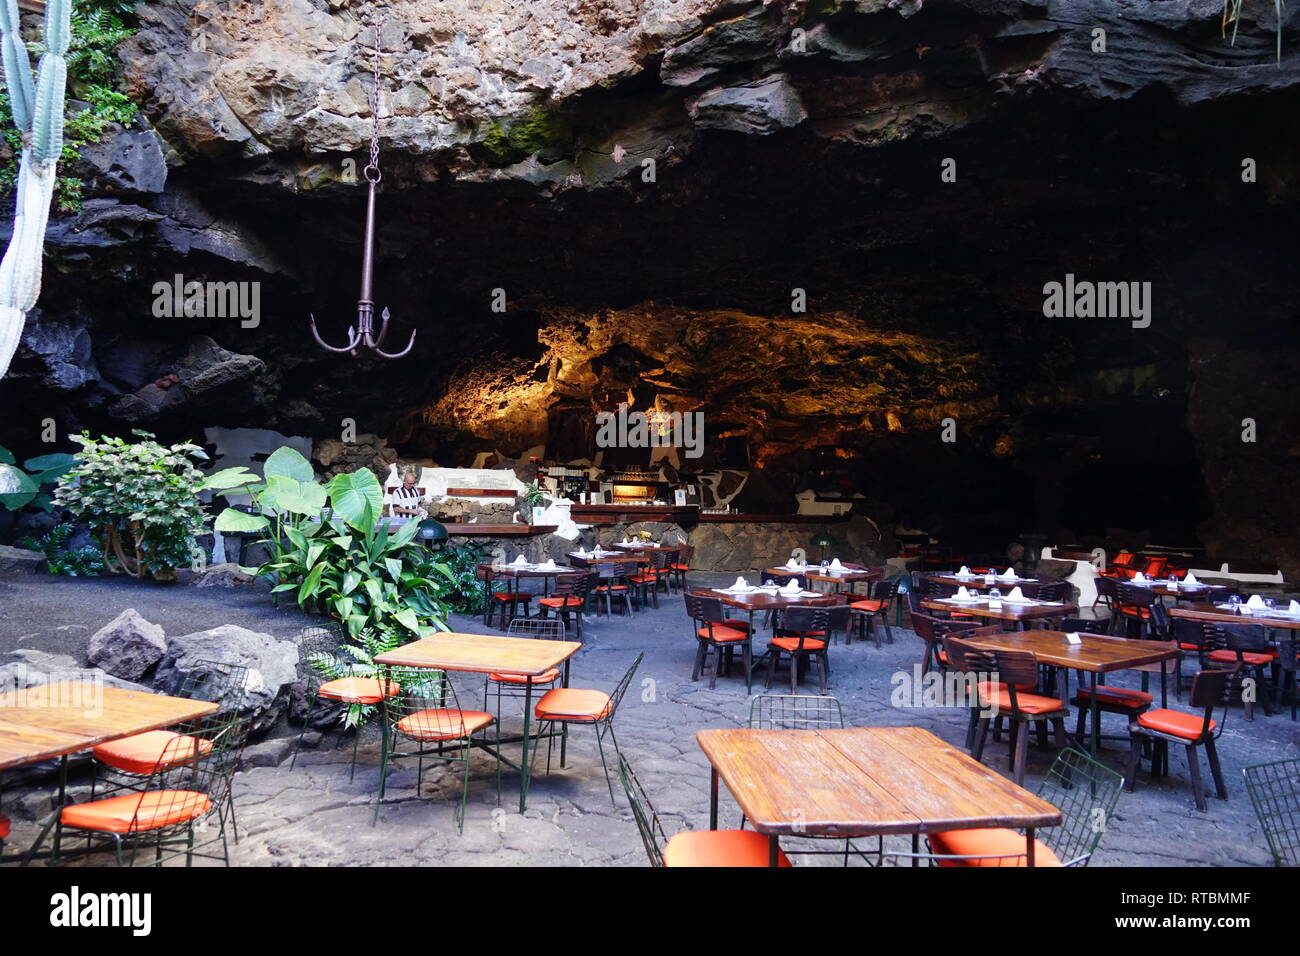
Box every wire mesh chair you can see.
[530,653,644,806]
[922,748,1124,866]
[291,624,401,780]
[484,617,565,731]
[748,694,845,730]
[617,754,792,867]
[91,658,250,842]
[1242,757,1300,867]
[375,670,497,832]
[56,713,252,867]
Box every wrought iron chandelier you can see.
[310,15,415,359]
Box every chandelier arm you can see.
[309,314,363,353]
[371,328,416,360]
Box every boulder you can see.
[154,624,300,733]
[0,545,47,575]
[194,562,257,588]
[86,609,168,681]
[1,649,152,694]
[689,75,807,135]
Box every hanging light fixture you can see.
[309,15,415,360]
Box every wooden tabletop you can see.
[921,598,1077,623]
[1169,606,1300,631]
[0,682,220,771]
[963,630,1180,672]
[478,563,582,579]
[697,726,1061,837]
[764,566,880,584]
[927,574,1039,590]
[697,588,839,612]
[374,632,583,677]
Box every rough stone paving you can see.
[0,573,1293,867]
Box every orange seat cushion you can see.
[1207,649,1279,666]
[975,682,1065,715]
[698,625,749,643]
[319,676,400,704]
[662,829,793,867]
[1136,708,1214,740]
[488,668,560,685]
[594,584,628,592]
[629,573,660,583]
[0,815,9,840]
[492,591,532,602]
[534,688,612,721]
[671,563,690,572]
[936,649,948,663]
[539,596,584,609]
[1074,686,1153,709]
[1177,642,1200,651]
[396,708,494,740]
[850,600,885,612]
[929,828,1062,867]
[60,791,212,835]
[1118,606,1152,619]
[771,635,827,652]
[93,730,213,775]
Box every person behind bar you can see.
[388,467,426,518]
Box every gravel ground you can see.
[1,571,1295,867]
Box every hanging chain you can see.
[364,15,384,184]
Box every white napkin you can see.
[542,558,556,570]
[1006,586,1029,604]
[732,576,749,591]
[621,538,632,545]
[955,586,973,600]
[1131,572,1148,584]
[1289,600,1300,615]
[1246,594,1266,609]
[999,568,1017,580]
[513,555,527,566]
[577,547,589,557]
[957,566,972,576]
[782,579,801,594]
[786,559,801,570]
[1184,572,1200,586]
[830,558,843,569]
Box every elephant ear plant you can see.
[212,446,456,640]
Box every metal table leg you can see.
[709,768,719,830]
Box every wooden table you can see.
[565,551,646,567]
[921,597,1077,629]
[1169,605,1300,631]
[0,682,219,863]
[927,573,1040,590]
[764,565,880,594]
[697,726,1062,866]
[478,563,583,605]
[374,632,583,812]
[961,630,1180,755]
[702,587,838,632]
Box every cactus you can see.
[0,0,71,378]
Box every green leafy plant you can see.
[54,431,228,578]
[413,541,491,615]
[0,444,75,513]
[523,481,546,509]
[212,447,456,638]
[17,521,102,575]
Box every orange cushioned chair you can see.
[848,576,900,646]
[1125,667,1233,812]
[530,654,643,806]
[685,592,753,692]
[537,571,593,639]
[925,748,1124,867]
[619,755,792,867]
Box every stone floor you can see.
[2,572,1296,866]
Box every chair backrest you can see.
[1112,552,1135,568]
[554,571,594,597]
[1114,583,1156,609]
[1188,667,1235,738]
[1143,556,1168,578]
[779,606,830,644]
[1036,748,1125,866]
[139,713,252,836]
[991,648,1041,700]
[683,591,706,622]
[823,603,852,635]
[1277,636,1299,674]
[507,617,565,641]
[748,694,845,730]
[177,659,250,716]
[768,571,807,588]
[390,668,470,735]
[617,754,667,867]
[605,652,646,719]
[1034,580,1069,602]
[872,577,901,601]
[1094,575,1119,601]
[1217,621,1272,655]
[689,595,731,628]
[1242,757,1300,867]
[943,635,997,675]
[1171,617,1219,651]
